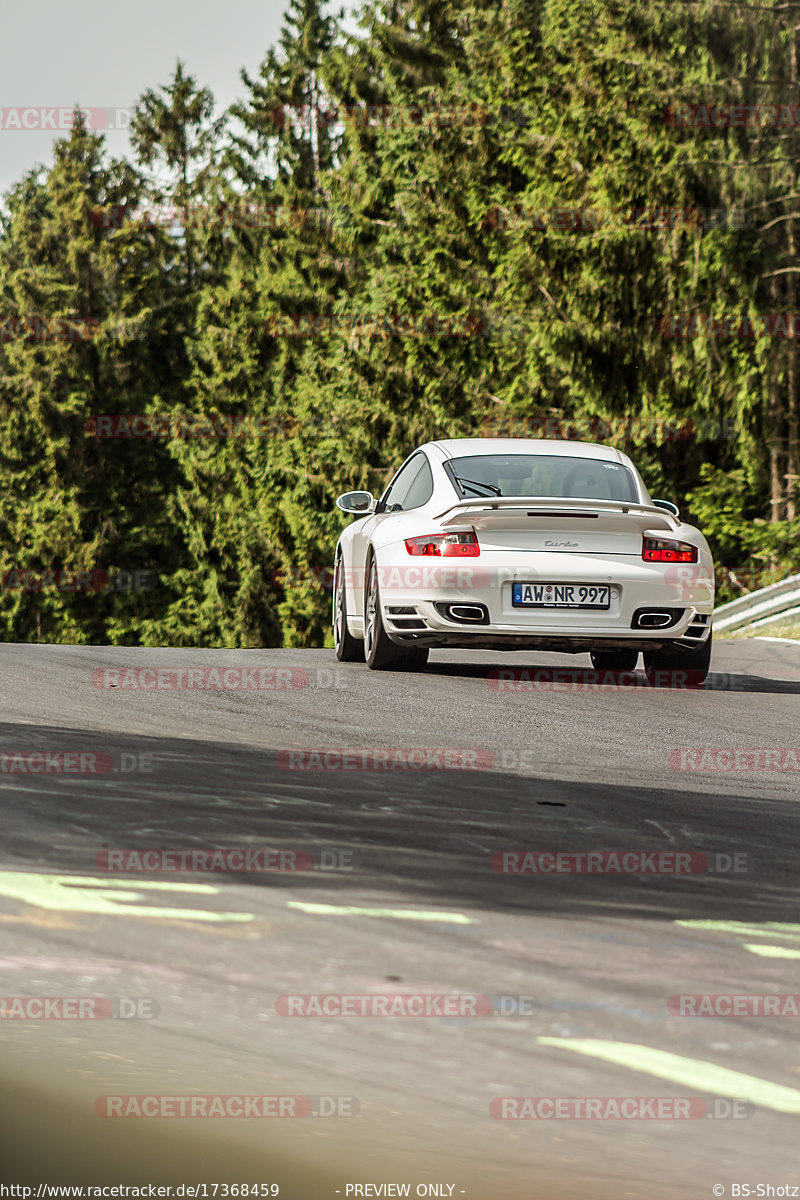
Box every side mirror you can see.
[652,499,680,518]
[336,490,377,514]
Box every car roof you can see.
[427,437,629,464]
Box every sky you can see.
[0,0,295,199]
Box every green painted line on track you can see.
[676,920,800,941]
[0,871,254,923]
[745,944,800,959]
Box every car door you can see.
[349,452,434,618]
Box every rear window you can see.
[448,454,638,502]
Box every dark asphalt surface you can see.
[1,639,799,1199]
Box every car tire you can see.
[364,556,429,672]
[589,649,640,672]
[643,628,712,687]
[333,553,364,662]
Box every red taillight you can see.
[404,532,480,557]
[642,536,698,563]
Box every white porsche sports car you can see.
[332,438,714,681]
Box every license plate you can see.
[512,583,611,609]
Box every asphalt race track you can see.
[1,640,799,1199]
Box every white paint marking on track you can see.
[287,901,474,923]
[536,1038,800,1114]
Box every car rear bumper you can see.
[373,553,713,650]
[381,614,712,653]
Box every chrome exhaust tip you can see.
[638,611,675,628]
[448,604,487,622]
[434,602,490,625]
[631,607,684,631]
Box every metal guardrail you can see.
[714,572,800,633]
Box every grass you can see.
[720,619,800,641]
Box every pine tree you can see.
[168,1,343,647]
[0,116,184,643]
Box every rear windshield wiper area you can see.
[453,475,501,497]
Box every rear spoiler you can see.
[434,495,679,528]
